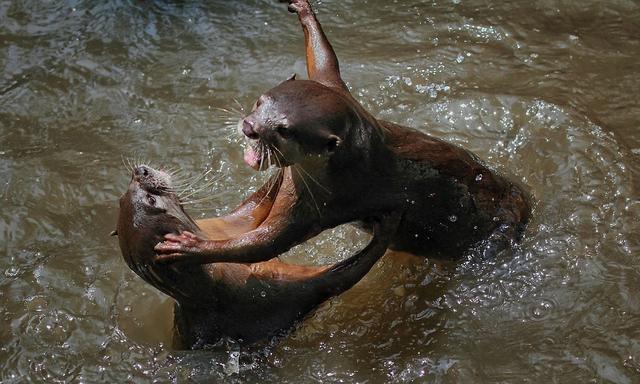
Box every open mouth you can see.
[243,139,264,171]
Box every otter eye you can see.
[147,194,156,206]
[327,134,341,152]
[277,125,291,138]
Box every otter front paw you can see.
[279,0,312,15]
[154,231,203,263]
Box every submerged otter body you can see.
[116,165,393,348]
[153,0,530,266]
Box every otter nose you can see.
[134,165,150,177]
[242,119,259,139]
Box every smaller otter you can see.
[115,165,397,349]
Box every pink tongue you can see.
[243,146,261,170]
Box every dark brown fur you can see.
[153,0,530,265]
[116,165,395,348]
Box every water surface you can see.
[1,0,639,382]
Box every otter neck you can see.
[288,162,331,201]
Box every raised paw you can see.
[153,231,203,263]
[279,0,312,15]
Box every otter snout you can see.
[131,165,171,191]
[134,165,151,177]
[242,119,259,140]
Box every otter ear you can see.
[327,134,341,152]
[286,73,297,81]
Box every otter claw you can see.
[164,231,198,242]
[154,231,202,260]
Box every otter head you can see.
[239,79,355,171]
[117,165,198,270]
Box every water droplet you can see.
[224,351,240,375]
[448,215,458,222]
[260,291,266,298]
[528,298,556,320]
[4,266,19,277]
[455,54,465,63]
[475,173,483,182]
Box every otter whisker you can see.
[216,106,244,118]
[177,175,221,199]
[181,195,221,206]
[253,144,286,209]
[267,144,273,170]
[268,145,286,167]
[179,204,220,212]
[175,168,214,192]
[293,166,322,217]
[254,149,283,210]
[215,107,238,115]
[295,163,331,195]
[259,141,267,172]
[268,144,322,216]
[232,98,246,114]
[216,100,246,134]
[132,152,141,169]
[262,141,271,172]
[163,165,183,176]
[124,155,136,173]
[177,175,223,202]
[179,180,226,205]
[171,171,207,186]
[130,156,139,171]
[179,194,221,208]
[178,182,218,202]
[121,154,132,173]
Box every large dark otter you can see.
[154,0,530,265]
[115,164,396,349]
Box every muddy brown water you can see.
[1,0,639,382]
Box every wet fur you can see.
[153,0,530,265]
[116,165,392,348]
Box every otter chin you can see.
[115,164,395,349]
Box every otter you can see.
[115,164,397,349]
[154,0,530,265]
